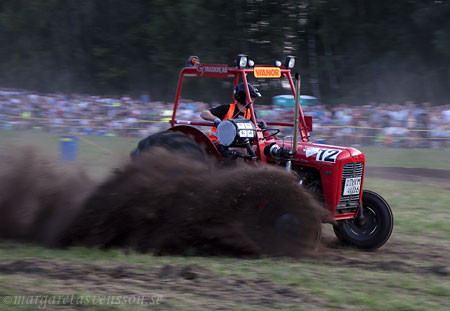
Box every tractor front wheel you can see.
[333,190,393,250]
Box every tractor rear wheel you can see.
[255,203,322,256]
[333,190,393,250]
[130,131,207,160]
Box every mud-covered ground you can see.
[0,233,448,310]
[0,147,449,310]
[0,258,331,310]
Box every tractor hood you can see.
[294,142,364,165]
[265,140,366,220]
[266,140,365,165]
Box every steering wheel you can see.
[264,128,280,139]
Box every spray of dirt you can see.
[0,146,95,246]
[0,147,326,257]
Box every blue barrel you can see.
[59,136,78,161]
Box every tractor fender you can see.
[169,125,222,159]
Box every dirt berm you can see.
[0,147,324,257]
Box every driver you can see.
[200,82,261,144]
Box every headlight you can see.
[217,119,256,146]
[274,60,282,67]
[235,54,248,68]
[284,55,296,69]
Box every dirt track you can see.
[319,233,450,276]
[0,233,448,310]
[0,259,332,310]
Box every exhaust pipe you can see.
[292,73,301,155]
[285,73,301,173]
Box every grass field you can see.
[1,129,450,170]
[0,129,449,310]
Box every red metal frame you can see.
[170,64,310,162]
[169,62,363,221]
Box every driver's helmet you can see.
[234,82,261,104]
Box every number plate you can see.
[343,177,361,195]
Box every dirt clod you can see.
[179,265,198,280]
[429,265,450,277]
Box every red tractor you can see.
[132,54,393,250]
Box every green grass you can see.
[0,129,449,310]
[360,146,450,170]
[0,129,139,178]
[364,178,450,240]
[1,130,449,170]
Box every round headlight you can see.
[217,120,236,146]
[217,119,256,146]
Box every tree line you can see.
[0,0,449,105]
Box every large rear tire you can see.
[255,203,322,256]
[333,190,393,250]
[130,131,207,160]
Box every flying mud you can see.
[0,146,94,245]
[0,147,325,257]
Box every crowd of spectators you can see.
[296,101,450,149]
[1,89,449,149]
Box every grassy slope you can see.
[0,130,449,310]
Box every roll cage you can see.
[170,62,312,161]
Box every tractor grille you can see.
[336,162,364,214]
